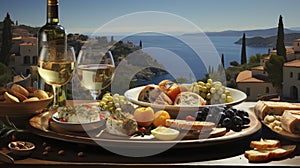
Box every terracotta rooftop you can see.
[20,42,36,46]
[284,59,300,67]
[236,70,265,83]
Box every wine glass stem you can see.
[52,85,61,109]
[90,90,99,100]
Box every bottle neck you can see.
[47,0,59,24]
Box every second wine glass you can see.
[77,48,115,100]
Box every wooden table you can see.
[1,102,300,167]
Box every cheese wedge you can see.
[254,101,300,120]
[281,110,300,134]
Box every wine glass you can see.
[77,48,115,100]
[38,46,76,110]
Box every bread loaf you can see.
[281,110,300,134]
[138,84,173,105]
[8,88,28,102]
[33,90,49,100]
[11,84,29,97]
[254,101,300,120]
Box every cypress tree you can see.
[0,13,13,66]
[139,40,143,49]
[276,15,286,61]
[221,53,225,68]
[241,33,247,64]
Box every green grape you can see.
[226,96,233,103]
[98,92,135,113]
[217,87,224,95]
[207,78,213,84]
[201,86,208,93]
[225,90,230,96]
[213,82,222,89]
[210,87,216,94]
[198,81,205,86]
[205,83,211,89]
[189,79,233,105]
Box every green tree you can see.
[276,15,286,61]
[0,62,11,86]
[230,60,239,66]
[241,33,247,64]
[264,55,285,92]
[0,13,13,66]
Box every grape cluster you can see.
[195,106,250,132]
[189,79,233,105]
[98,93,135,113]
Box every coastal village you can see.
[236,39,300,102]
[0,15,300,103]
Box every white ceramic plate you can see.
[124,85,247,117]
[51,109,109,132]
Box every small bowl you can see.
[8,141,35,157]
[151,126,180,141]
[51,110,109,132]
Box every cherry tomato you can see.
[139,127,147,133]
[60,118,67,122]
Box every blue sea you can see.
[114,34,271,83]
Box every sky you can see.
[0,0,300,35]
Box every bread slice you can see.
[245,145,296,162]
[254,101,300,120]
[281,110,300,134]
[250,139,280,149]
[174,92,206,106]
[4,92,20,103]
[165,119,215,131]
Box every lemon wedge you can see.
[151,126,180,141]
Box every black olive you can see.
[242,116,250,125]
[231,124,242,132]
[225,109,234,118]
[236,109,245,117]
[233,116,243,125]
[221,117,231,127]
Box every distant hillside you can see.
[183,27,300,37]
[234,33,300,47]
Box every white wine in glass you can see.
[38,46,76,109]
[77,49,115,100]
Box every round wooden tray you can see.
[27,104,261,149]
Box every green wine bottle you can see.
[37,0,67,106]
